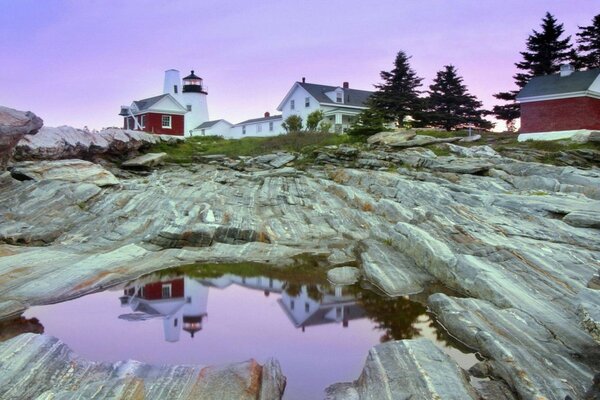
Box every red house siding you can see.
[139,278,185,300]
[520,97,600,133]
[123,113,185,136]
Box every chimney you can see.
[343,81,349,89]
[302,77,306,83]
[264,111,270,118]
[560,64,575,77]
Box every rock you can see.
[325,339,479,399]
[334,145,360,159]
[0,106,43,169]
[367,130,416,146]
[444,143,501,158]
[150,224,216,248]
[387,135,462,148]
[563,210,600,229]
[589,131,600,143]
[9,159,119,186]
[0,333,285,400]
[269,152,296,168]
[459,134,482,142]
[14,126,182,161]
[327,266,360,285]
[121,152,167,169]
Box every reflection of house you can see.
[278,285,366,331]
[119,277,208,342]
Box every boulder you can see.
[387,135,462,148]
[0,106,43,169]
[459,134,482,142]
[327,266,360,285]
[367,130,416,146]
[9,159,119,186]
[444,143,501,158]
[14,126,182,161]
[325,339,479,399]
[121,152,167,170]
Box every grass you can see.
[414,129,470,138]
[149,132,353,163]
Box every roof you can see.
[183,70,202,80]
[299,82,373,107]
[517,68,600,99]
[194,119,231,129]
[133,94,170,112]
[235,114,282,126]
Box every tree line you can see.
[350,12,600,135]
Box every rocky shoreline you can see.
[0,106,599,399]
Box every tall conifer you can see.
[576,14,600,69]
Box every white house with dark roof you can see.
[192,119,234,137]
[276,79,373,133]
[229,112,284,139]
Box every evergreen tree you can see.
[493,12,574,129]
[425,65,493,131]
[576,14,600,69]
[370,51,424,126]
[347,108,389,138]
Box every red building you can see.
[119,94,187,135]
[517,65,600,136]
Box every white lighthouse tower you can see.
[182,277,209,338]
[181,70,209,136]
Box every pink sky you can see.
[1,1,597,130]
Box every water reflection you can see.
[118,270,439,344]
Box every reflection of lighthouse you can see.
[119,277,208,342]
[182,278,208,338]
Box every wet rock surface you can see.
[0,138,599,399]
[0,333,285,400]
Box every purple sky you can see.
[1,1,598,130]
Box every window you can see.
[201,129,206,136]
[162,284,172,298]
[242,125,247,135]
[305,302,310,313]
[174,85,178,94]
[187,105,192,111]
[290,300,295,310]
[139,115,145,128]
[269,122,273,131]
[336,92,343,103]
[257,124,262,133]
[290,100,295,110]
[305,97,310,107]
[162,115,172,128]
[174,318,178,327]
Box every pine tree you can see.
[370,51,424,126]
[576,14,600,69]
[425,65,493,131]
[493,12,574,130]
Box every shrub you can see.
[282,115,303,133]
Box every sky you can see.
[0,0,598,131]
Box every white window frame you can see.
[162,115,172,129]
[290,99,295,110]
[336,92,343,103]
[187,105,192,111]
[305,97,310,108]
[139,115,145,128]
[162,283,172,298]
[257,123,262,133]
[269,121,273,131]
[242,125,247,135]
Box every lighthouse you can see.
[181,70,209,136]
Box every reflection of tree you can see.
[283,282,302,297]
[356,288,427,343]
[306,285,324,302]
[0,315,44,342]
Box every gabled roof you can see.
[517,68,600,100]
[133,94,170,111]
[299,82,373,107]
[131,93,188,114]
[277,81,373,111]
[194,119,232,130]
[234,114,282,126]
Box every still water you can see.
[22,264,478,399]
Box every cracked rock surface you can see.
[0,141,599,399]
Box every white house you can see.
[192,119,234,137]
[276,79,373,133]
[229,112,284,139]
